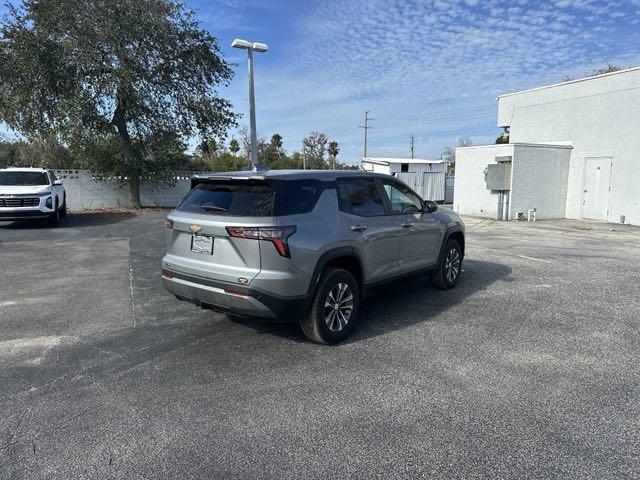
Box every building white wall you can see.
[453,144,514,218]
[498,67,640,225]
[392,162,446,201]
[510,145,572,219]
[388,162,446,174]
[361,161,391,174]
[361,160,447,201]
[454,144,571,220]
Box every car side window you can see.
[337,178,386,217]
[50,171,58,182]
[381,180,423,214]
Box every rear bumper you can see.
[162,269,310,321]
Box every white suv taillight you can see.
[226,225,297,258]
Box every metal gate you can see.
[396,172,445,201]
[445,173,454,204]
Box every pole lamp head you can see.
[231,38,252,49]
[251,42,268,53]
[231,38,269,53]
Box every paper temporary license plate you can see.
[191,233,214,255]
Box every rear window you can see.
[0,171,50,186]
[181,179,327,217]
[178,181,275,216]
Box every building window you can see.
[400,163,409,173]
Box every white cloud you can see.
[231,0,638,162]
[5,0,637,163]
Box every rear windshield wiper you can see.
[201,204,228,212]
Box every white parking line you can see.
[469,246,552,263]
[514,254,552,263]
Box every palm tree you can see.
[270,133,283,161]
[229,138,240,171]
[328,141,340,169]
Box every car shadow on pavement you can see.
[0,212,136,229]
[232,259,513,344]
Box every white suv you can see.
[0,167,67,225]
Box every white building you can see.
[361,157,447,201]
[454,66,640,225]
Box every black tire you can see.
[60,195,67,217]
[48,199,60,226]
[432,239,462,290]
[300,268,360,345]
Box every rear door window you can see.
[337,178,387,216]
[178,181,275,216]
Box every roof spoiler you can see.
[189,158,269,189]
[190,174,266,190]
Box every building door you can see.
[582,157,612,220]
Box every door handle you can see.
[401,223,413,228]
[350,225,367,232]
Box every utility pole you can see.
[410,135,415,159]
[358,110,372,158]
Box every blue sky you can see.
[3,0,640,164]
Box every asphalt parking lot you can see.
[1,211,639,479]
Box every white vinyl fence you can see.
[53,170,214,210]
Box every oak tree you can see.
[0,0,236,206]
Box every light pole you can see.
[232,38,268,171]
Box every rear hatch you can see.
[164,178,276,285]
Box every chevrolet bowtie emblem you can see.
[190,225,202,233]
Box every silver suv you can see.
[162,170,465,344]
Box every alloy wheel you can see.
[445,248,461,283]
[324,282,353,332]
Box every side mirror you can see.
[53,180,63,186]
[423,200,438,213]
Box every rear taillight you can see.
[165,219,174,229]
[226,225,297,258]
[161,270,173,280]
